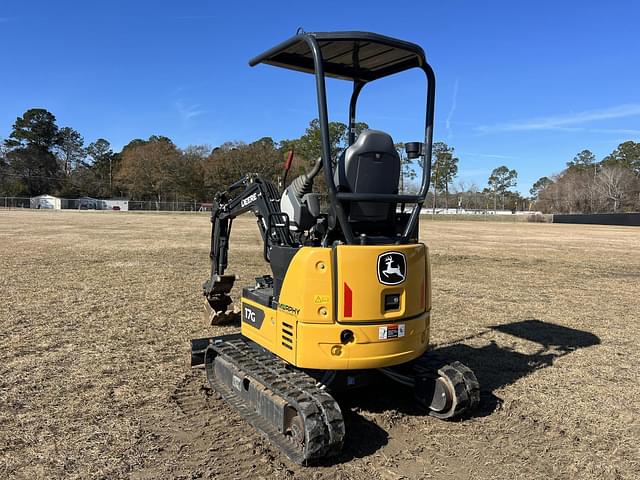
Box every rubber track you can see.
[206,338,345,464]
[413,353,480,418]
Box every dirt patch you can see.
[1,211,638,479]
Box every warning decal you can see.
[314,294,330,304]
[379,323,406,340]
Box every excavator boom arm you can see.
[204,174,293,307]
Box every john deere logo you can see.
[377,252,406,285]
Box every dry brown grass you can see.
[1,210,638,479]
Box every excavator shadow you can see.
[433,319,601,416]
[332,319,600,460]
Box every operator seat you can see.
[335,129,400,224]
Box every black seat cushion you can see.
[335,129,400,222]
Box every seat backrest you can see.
[335,129,400,222]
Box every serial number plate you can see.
[379,323,405,340]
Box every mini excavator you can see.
[191,30,479,464]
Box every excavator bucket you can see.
[203,274,240,325]
[202,295,240,325]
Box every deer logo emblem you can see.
[377,252,406,285]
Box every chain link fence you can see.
[128,200,208,212]
[1,196,547,222]
[0,197,212,212]
[1,197,31,209]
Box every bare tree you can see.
[453,180,466,210]
[596,165,629,212]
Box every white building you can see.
[30,195,61,210]
[99,199,129,211]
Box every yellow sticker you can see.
[314,294,330,304]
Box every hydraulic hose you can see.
[289,157,322,200]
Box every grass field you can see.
[1,210,638,479]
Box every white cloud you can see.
[583,127,640,136]
[175,100,205,121]
[445,78,459,139]
[459,151,518,160]
[476,103,640,133]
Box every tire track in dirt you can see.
[167,370,294,479]
[166,371,368,480]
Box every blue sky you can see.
[1,1,638,193]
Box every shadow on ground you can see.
[317,410,389,466]
[434,319,601,415]
[185,319,601,466]
[335,319,601,454]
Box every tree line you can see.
[530,145,640,213]
[0,109,364,203]
[1,108,638,213]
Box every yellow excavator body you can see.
[240,244,431,369]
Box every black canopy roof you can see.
[249,31,427,82]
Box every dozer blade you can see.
[195,334,345,465]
